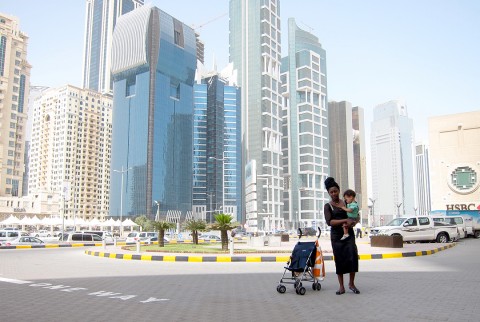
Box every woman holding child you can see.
[323,177,360,295]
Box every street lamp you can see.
[154,200,160,221]
[209,152,226,214]
[113,166,132,237]
[369,198,376,227]
[395,202,403,218]
[257,175,273,233]
[413,207,418,216]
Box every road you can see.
[0,239,479,322]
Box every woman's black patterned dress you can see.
[324,203,359,274]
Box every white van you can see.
[82,231,114,242]
[0,230,29,245]
[59,232,103,242]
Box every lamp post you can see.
[206,192,214,223]
[113,166,131,237]
[413,207,418,216]
[257,175,272,233]
[154,200,160,221]
[209,152,226,214]
[369,198,376,227]
[395,202,403,218]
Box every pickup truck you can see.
[370,216,459,243]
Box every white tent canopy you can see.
[1,215,21,225]
[122,218,138,227]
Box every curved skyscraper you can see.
[110,5,196,218]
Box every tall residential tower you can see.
[281,18,329,230]
[0,14,31,197]
[230,0,284,232]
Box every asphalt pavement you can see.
[0,238,479,321]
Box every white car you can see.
[3,236,45,246]
[200,234,221,241]
[31,230,52,238]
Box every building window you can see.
[0,36,6,76]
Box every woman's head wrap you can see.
[324,177,340,191]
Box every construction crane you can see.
[192,12,228,30]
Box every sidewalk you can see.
[84,236,456,262]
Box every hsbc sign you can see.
[446,203,480,211]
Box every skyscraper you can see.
[193,73,242,222]
[352,106,368,222]
[328,101,354,193]
[82,0,143,94]
[0,13,31,197]
[110,5,196,218]
[230,0,283,232]
[371,100,415,225]
[415,142,431,216]
[29,85,113,220]
[281,18,329,230]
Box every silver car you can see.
[3,236,45,246]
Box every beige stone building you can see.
[29,85,112,221]
[429,110,480,214]
[0,13,31,197]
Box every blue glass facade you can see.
[193,76,242,221]
[110,6,196,218]
[0,36,6,76]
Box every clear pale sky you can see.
[2,0,479,144]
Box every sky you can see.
[2,0,479,144]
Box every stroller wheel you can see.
[298,286,306,295]
[277,285,286,294]
[294,281,302,289]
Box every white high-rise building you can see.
[29,85,112,220]
[0,13,31,197]
[371,100,415,226]
[230,0,284,231]
[415,142,431,216]
[82,0,143,94]
[281,18,329,230]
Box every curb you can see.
[84,243,455,262]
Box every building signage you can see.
[445,203,480,211]
[13,208,26,212]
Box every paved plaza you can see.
[0,238,479,322]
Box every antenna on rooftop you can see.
[191,12,228,31]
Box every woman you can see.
[324,177,360,295]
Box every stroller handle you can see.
[297,227,322,239]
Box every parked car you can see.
[370,216,459,243]
[4,236,45,246]
[125,232,158,243]
[59,232,103,242]
[31,230,52,238]
[200,234,221,241]
[81,231,114,242]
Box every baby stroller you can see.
[276,227,325,295]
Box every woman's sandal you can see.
[349,286,360,294]
[335,289,345,295]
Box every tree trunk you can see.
[159,229,165,247]
[193,230,198,244]
[221,230,228,250]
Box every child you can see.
[340,189,359,241]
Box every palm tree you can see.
[134,215,153,231]
[152,221,176,247]
[210,213,238,251]
[184,218,207,245]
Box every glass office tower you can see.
[193,75,242,222]
[110,5,196,218]
[82,0,144,94]
[280,18,329,230]
[230,0,284,232]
